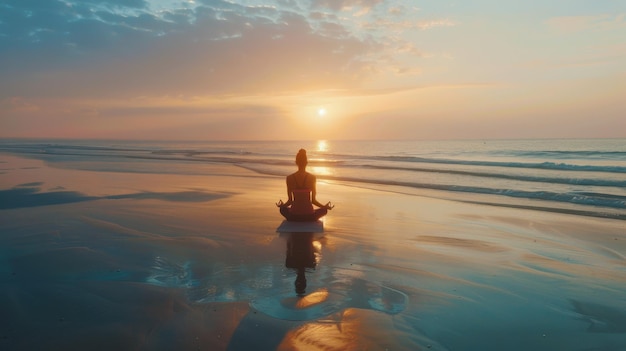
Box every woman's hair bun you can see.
[296,148,307,165]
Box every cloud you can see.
[2,97,41,114]
[364,18,456,32]
[0,0,461,140]
[1,0,384,99]
[416,19,456,30]
[0,93,298,139]
[98,104,279,119]
[311,0,384,12]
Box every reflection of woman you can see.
[276,149,334,222]
[285,233,317,295]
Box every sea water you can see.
[2,138,626,350]
[1,138,624,219]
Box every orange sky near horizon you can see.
[1,1,625,141]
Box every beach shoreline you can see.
[1,152,625,350]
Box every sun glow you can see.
[316,140,328,152]
[317,108,327,117]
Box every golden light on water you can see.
[295,289,329,308]
[312,140,331,176]
[311,166,331,176]
[312,240,322,252]
[313,239,323,264]
[316,140,328,152]
[277,309,396,351]
[319,214,331,232]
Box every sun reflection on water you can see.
[295,289,329,309]
[316,140,328,152]
[278,309,371,351]
[311,140,333,176]
[311,166,331,176]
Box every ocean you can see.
[2,139,626,350]
[1,138,625,220]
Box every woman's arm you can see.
[310,174,334,209]
[277,175,294,207]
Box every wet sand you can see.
[1,154,625,350]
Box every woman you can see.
[276,149,334,222]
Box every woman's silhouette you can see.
[276,149,334,221]
[284,233,317,295]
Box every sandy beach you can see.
[1,153,625,351]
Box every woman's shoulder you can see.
[287,171,316,182]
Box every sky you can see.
[1,0,625,141]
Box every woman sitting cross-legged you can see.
[276,149,334,222]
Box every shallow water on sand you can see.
[1,154,625,350]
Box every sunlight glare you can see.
[311,166,331,176]
[317,108,327,117]
[316,140,328,152]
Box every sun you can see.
[317,108,327,117]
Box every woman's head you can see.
[296,148,307,168]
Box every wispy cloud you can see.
[310,0,384,12]
[416,19,456,30]
[0,0,439,102]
